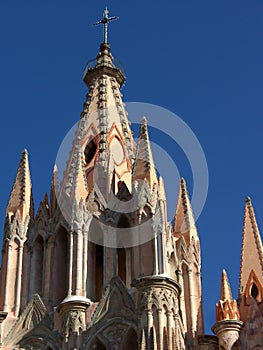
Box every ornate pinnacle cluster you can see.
[216,270,240,322]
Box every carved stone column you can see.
[57,296,92,343]
[212,320,243,350]
[132,275,181,350]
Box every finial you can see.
[93,8,119,44]
[141,116,147,125]
[246,196,251,205]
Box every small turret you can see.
[212,269,243,350]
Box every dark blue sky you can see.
[1,1,263,333]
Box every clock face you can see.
[110,137,124,165]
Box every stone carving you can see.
[220,331,239,350]
[103,324,127,346]
[62,310,86,335]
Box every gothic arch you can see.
[87,322,138,350]
[19,336,57,350]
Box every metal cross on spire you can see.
[93,8,119,44]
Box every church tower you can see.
[6,7,263,350]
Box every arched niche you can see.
[53,226,68,305]
[116,215,131,286]
[30,235,44,296]
[117,248,126,284]
[87,219,105,301]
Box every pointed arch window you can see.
[251,283,259,299]
[84,138,97,164]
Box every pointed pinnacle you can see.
[239,196,263,294]
[6,149,32,222]
[53,164,58,173]
[180,177,186,185]
[220,269,233,301]
[174,178,198,242]
[52,164,58,187]
[133,117,157,189]
[43,193,49,206]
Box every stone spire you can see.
[60,39,135,199]
[133,116,157,190]
[173,178,198,245]
[239,197,263,296]
[6,149,33,223]
[173,177,204,337]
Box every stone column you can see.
[157,308,163,349]
[187,267,195,335]
[75,229,83,295]
[82,231,87,295]
[68,231,73,295]
[3,243,12,312]
[167,310,173,349]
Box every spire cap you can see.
[220,269,233,301]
